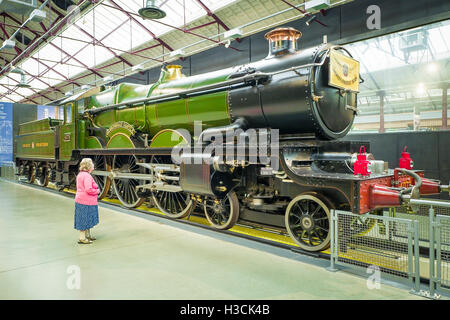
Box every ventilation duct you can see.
[14,32,33,46]
[52,0,74,11]
[0,0,37,15]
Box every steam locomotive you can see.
[15,27,448,252]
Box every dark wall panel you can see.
[343,131,450,200]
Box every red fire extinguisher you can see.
[399,146,414,170]
[354,146,371,176]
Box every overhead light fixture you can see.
[305,0,330,11]
[223,28,243,41]
[103,75,114,82]
[65,91,73,97]
[222,28,242,48]
[10,66,23,74]
[427,63,437,73]
[305,15,317,26]
[138,0,166,20]
[81,85,92,90]
[17,73,31,88]
[0,39,16,51]
[416,83,426,95]
[10,68,31,88]
[170,49,185,59]
[30,9,47,22]
[132,64,145,72]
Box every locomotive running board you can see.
[79,147,173,156]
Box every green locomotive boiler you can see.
[15,27,447,252]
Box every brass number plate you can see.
[64,132,71,142]
[328,49,360,92]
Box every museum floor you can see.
[0,180,424,300]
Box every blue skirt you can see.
[74,202,99,230]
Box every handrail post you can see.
[327,209,338,272]
[429,206,435,297]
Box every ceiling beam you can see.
[107,0,175,52]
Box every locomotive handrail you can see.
[85,73,271,115]
[85,58,330,116]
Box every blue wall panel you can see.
[0,102,13,166]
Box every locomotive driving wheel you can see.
[35,164,49,187]
[18,163,25,176]
[112,155,145,208]
[150,155,193,219]
[203,191,239,230]
[92,155,112,200]
[285,193,333,252]
[26,162,35,184]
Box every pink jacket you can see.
[75,171,100,205]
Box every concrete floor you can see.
[0,180,425,300]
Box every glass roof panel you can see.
[6,0,241,100]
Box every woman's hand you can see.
[84,175,100,196]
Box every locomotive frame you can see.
[14,27,447,252]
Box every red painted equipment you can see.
[354,146,371,176]
[369,184,402,210]
[399,146,414,170]
[394,168,440,195]
[419,178,440,195]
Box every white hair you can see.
[79,158,94,172]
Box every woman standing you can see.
[74,158,100,244]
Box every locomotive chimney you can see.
[159,65,186,83]
[166,65,185,81]
[264,27,302,58]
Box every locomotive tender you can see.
[15,27,448,252]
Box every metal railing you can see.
[391,201,450,243]
[0,161,16,181]
[329,210,420,291]
[436,214,450,296]
[404,199,450,299]
[330,199,450,299]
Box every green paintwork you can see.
[149,130,188,148]
[77,120,86,150]
[16,118,61,159]
[19,118,62,135]
[107,126,134,139]
[85,136,103,149]
[16,130,56,159]
[94,110,116,128]
[107,133,136,149]
[16,65,236,160]
[86,87,116,109]
[117,106,146,131]
[81,66,233,148]
[187,91,229,129]
[116,83,153,104]
[59,103,76,161]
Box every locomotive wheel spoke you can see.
[150,156,193,219]
[27,163,35,184]
[203,191,240,230]
[285,194,332,252]
[91,155,111,200]
[112,155,145,208]
[35,165,49,187]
